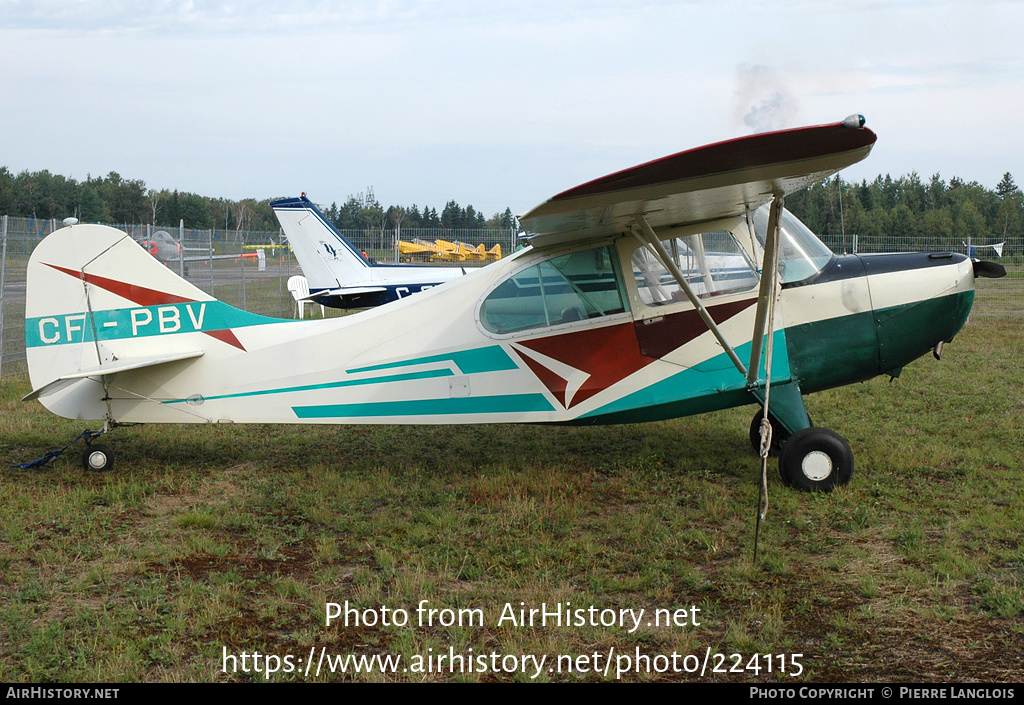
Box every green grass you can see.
[0,321,1021,682]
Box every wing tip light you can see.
[842,114,867,129]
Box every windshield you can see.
[752,205,834,283]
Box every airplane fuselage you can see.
[310,263,467,308]
[26,215,975,433]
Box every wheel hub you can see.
[801,450,833,481]
[86,449,107,470]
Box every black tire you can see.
[82,443,114,472]
[749,409,813,457]
[778,427,852,492]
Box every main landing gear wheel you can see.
[749,409,812,457]
[778,427,852,492]
[82,443,114,473]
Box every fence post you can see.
[240,229,247,311]
[178,220,185,279]
[0,215,7,378]
[208,229,215,296]
[278,228,284,315]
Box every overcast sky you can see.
[2,0,1022,217]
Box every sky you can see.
[2,0,1022,218]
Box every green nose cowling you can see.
[873,288,974,375]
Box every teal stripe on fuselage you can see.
[292,393,554,419]
[163,368,455,405]
[26,301,283,348]
[161,345,520,408]
[347,345,518,375]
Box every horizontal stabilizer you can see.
[23,350,204,401]
[309,286,388,299]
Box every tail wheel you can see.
[778,427,852,492]
[82,443,115,473]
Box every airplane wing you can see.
[519,117,876,248]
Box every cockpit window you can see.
[631,229,760,306]
[751,205,834,283]
[480,246,627,335]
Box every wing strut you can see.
[747,195,784,386]
[631,215,748,377]
[748,194,785,563]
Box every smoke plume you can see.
[734,64,800,133]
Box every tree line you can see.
[785,172,1022,252]
[322,193,518,232]
[2,165,1021,253]
[0,167,518,234]
[0,167,282,232]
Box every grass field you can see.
[0,320,1021,682]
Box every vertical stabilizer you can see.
[271,196,370,290]
[24,222,274,420]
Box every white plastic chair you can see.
[287,275,324,319]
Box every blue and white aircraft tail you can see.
[271,195,469,308]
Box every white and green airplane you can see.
[23,116,1000,490]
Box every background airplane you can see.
[139,229,255,274]
[271,195,471,308]
[22,116,1004,492]
[398,238,502,262]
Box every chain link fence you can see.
[1,215,1018,378]
[0,215,518,377]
